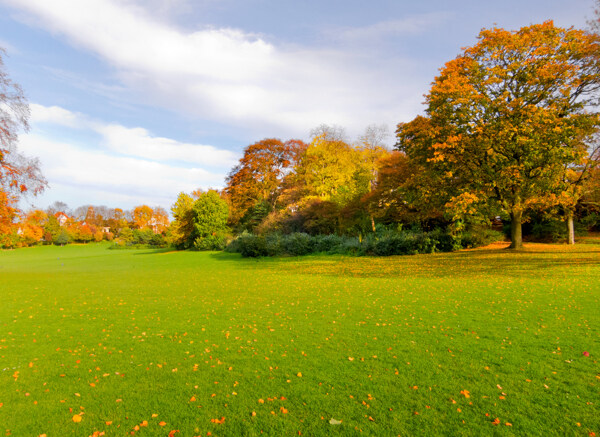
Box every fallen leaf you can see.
[159,421,167,426]
[329,418,342,425]
[72,415,82,423]
[460,390,470,399]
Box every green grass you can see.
[0,242,599,436]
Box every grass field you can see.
[1,242,599,436]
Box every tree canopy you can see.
[399,21,600,248]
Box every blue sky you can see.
[0,0,594,213]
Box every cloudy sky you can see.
[0,0,594,213]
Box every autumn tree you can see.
[0,49,46,243]
[151,206,170,233]
[133,205,153,229]
[357,124,391,231]
[169,192,195,249]
[225,138,306,230]
[407,22,600,249]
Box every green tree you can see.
[404,22,600,249]
[192,190,229,250]
[169,192,195,249]
[55,229,70,246]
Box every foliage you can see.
[169,192,196,249]
[227,228,501,258]
[192,190,229,251]
[0,49,46,200]
[225,138,306,230]
[54,229,70,246]
[400,22,600,249]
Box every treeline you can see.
[2,202,170,249]
[4,21,600,256]
[169,22,600,255]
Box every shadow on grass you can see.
[209,245,600,279]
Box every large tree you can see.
[225,138,306,230]
[406,22,600,249]
[1,49,46,244]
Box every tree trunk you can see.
[370,215,376,233]
[509,209,523,249]
[566,212,575,245]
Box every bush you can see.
[227,227,502,258]
[460,228,504,248]
[282,233,314,256]
[194,233,227,251]
[313,234,345,253]
[236,234,268,258]
[150,233,167,247]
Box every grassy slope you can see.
[0,242,599,436]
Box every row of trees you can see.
[2,202,171,248]
[206,21,600,250]
[3,21,600,252]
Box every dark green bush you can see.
[282,233,314,256]
[237,234,268,257]
[227,227,501,258]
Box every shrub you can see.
[237,234,268,258]
[282,233,314,256]
[194,233,227,251]
[460,228,504,248]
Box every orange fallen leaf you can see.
[72,415,82,423]
[151,414,158,418]
[140,420,148,427]
[159,421,167,426]
[168,431,179,437]
[505,422,512,426]
[105,421,112,426]
[190,396,196,402]
[297,372,302,377]
[368,416,375,422]
[251,411,256,417]
[258,399,265,404]
[460,390,470,399]
[492,418,500,425]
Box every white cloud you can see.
[18,133,227,210]
[30,103,238,168]
[20,103,237,210]
[30,103,87,128]
[3,0,423,136]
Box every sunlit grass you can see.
[0,242,598,436]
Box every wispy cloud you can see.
[4,0,424,137]
[23,103,234,209]
[328,13,454,43]
[30,103,238,168]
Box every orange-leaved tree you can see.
[1,49,46,246]
[409,22,600,249]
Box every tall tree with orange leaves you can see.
[407,22,600,249]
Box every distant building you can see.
[55,212,69,226]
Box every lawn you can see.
[0,242,599,436]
